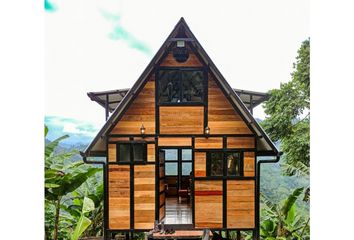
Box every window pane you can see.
[118,144,130,162]
[165,162,178,176]
[181,70,204,103]
[182,162,192,176]
[182,149,192,161]
[210,152,223,176]
[164,149,178,161]
[158,70,180,103]
[226,152,241,176]
[133,144,144,162]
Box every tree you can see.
[262,39,310,169]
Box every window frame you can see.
[156,67,208,106]
[206,150,244,178]
[116,142,147,164]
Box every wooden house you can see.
[81,18,279,240]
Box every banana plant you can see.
[45,125,101,240]
[71,197,95,240]
[260,187,309,240]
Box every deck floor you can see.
[164,197,192,225]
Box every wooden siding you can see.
[227,137,255,149]
[159,106,204,134]
[195,180,223,228]
[111,79,155,134]
[244,152,255,177]
[109,137,130,142]
[194,152,206,177]
[108,144,116,162]
[160,52,203,67]
[158,137,192,146]
[108,165,130,230]
[208,76,252,134]
[134,165,155,229]
[147,144,155,162]
[195,137,223,149]
[227,180,255,228]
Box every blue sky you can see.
[45,116,99,145]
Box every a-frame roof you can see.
[82,18,279,157]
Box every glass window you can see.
[117,143,146,163]
[209,152,223,176]
[118,144,130,163]
[181,70,204,102]
[165,149,178,161]
[165,162,178,176]
[226,152,241,176]
[158,69,204,104]
[182,162,192,176]
[182,149,192,161]
[133,144,144,162]
[158,70,180,103]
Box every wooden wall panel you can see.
[244,152,255,177]
[109,137,130,142]
[160,52,203,67]
[111,79,155,134]
[227,180,255,228]
[208,77,252,134]
[159,106,204,134]
[108,165,130,229]
[108,144,116,162]
[195,180,223,228]
[134,165,155,229]
[195,137,223,149]
[147,144,155,162]
[194,152,206,177]
[227,137,255,149]
[158,137,192,146]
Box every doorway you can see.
[161,148,192,225]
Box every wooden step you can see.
[151,229,212,239]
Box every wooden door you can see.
[158,149,166,221]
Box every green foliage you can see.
[260,188,310,240]
[71,197,95,240]
[261,39,310,168]
[45,125,103,240]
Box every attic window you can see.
[157,68,205,104]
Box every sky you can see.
[45,0,309,137]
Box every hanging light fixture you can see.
[140,124,146,136]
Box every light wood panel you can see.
[227,180,255,228]
[160,51,203,67]
[109,137,130,142]
[194,152,206,177]
[147,144,155,162]
[195,180,223,228]
[227,137,255,149]
[158,137,192,146]
[108,165,130,229]
[195,137,223,149]
[159,106,204,134]
[208,76,252,134]
[108,144,116,162]
[111,78,155,134]
[134,165,155,229]
[244,152,255,177]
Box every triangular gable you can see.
[83,17,278,156]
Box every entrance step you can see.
[150,229,212,240]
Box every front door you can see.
[160,148,193,225]
[158,149,166,222]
